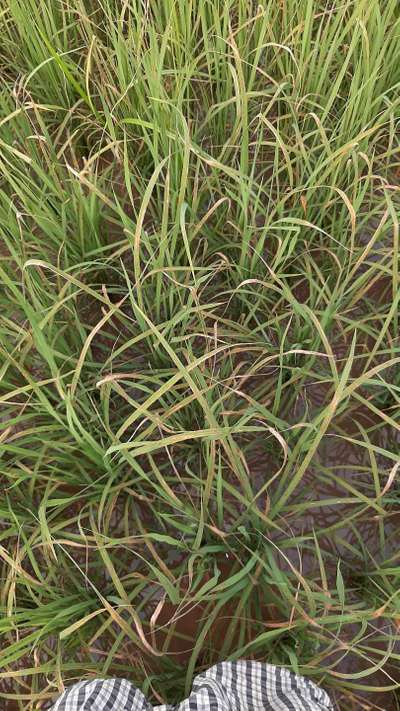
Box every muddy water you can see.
[133,344,400,708]
[241,273,400,708]
[326,617,400,710]
[3,271,399,710]
[277,396,399,567]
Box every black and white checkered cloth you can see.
[49,661,333,710]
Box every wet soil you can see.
[1,253,399,711]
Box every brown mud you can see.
[1,254,399,711]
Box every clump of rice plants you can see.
[0,1,399,708]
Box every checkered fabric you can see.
[49,661,333,710]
